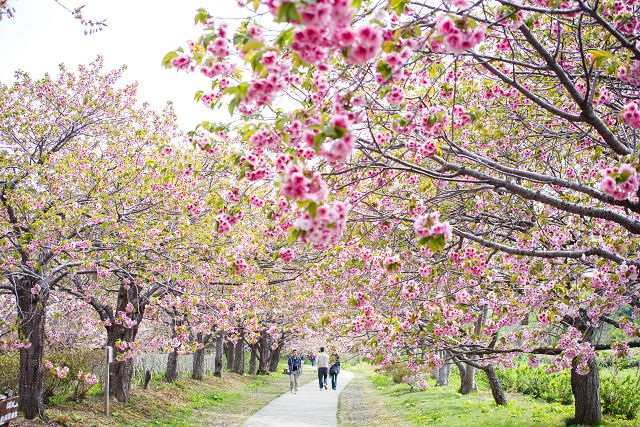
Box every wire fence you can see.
[132,353,218,382]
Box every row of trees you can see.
[0,59,316,419]
[163,0,640,424]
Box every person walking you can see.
[329,354,341,390]
[309,352,316,367]
[287,349,303,394]
[316,347,329,390]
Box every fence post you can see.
[104,346,112,416]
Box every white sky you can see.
[0,0,247,129]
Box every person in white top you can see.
[316,347,329,390]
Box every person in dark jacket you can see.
[329,354,341,390]
[287,349,303,394]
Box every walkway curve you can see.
[243,369,355,427]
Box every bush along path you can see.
[243,370,355,427]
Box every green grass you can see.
[350,364,639,427]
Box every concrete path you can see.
[243,370,355,427]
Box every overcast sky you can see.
[0,0,247,129]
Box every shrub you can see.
[379,362,414,384]
[0,352,19,394]
[0,349,102,404]
[601,375,640,419]
[497,366,573,405]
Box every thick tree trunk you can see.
[257,335,270,374]
[233,332,245,374]
[436,350,451,386]
[214,332,224,378]
[268,341,282,372]
[484,366,507,406]
[165,350,179,382]
[436,362,451,386]
[16,279,47,419]
[105,283,144,403]
[192,333,210,380]
[571,358,601,425]
[454,359,477,394]
[249,343,258,375]
[165,317,181,382]
[192,347,206,380]
[224,340,234,370]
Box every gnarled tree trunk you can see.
[484,365,507,406]
[249,343,258,375]
[16,278,47,420]
[224,339,234,370]
[165,350,178,382]
[105,283,144,403]
[454,358,477,394]
[268,340,282,372]
[257,335,270,374]
[192,333,210,380]
[214,332,224,378]
[233,332,245,374]
[571,357,601,425]
[436,350,451,386]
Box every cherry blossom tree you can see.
[166,0,640,423]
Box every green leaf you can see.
[313,132,327,152]
[389,0,408,15]
[275,27,295,49]
[376,61,393,80]
[242,38,264,53]
[252,0,260,11]
[161,51,178,68]
[308,202,318,218]
[194,8,210,25]
[276,2,302,23]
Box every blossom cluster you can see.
[293,201,349,249]
[414,211,452,240]
[434,15,486,54]
[268,0,383,65]
[600,163,639,201]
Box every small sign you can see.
[105,346,113,363]
[0,396,19,425]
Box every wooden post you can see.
[104,346,112,416]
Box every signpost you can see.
[104,346,113,417]
[0,396,19,427]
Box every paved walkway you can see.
[243,369,355,427]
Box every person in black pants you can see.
[316,346,329,389]
[329,354,341,390]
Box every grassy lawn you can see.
[346,364,638,427]
[15,369,300,427]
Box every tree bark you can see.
[214,332,224,378]
[257,335,270,374]
[192,347,206,380]
[16,278,47,419]
[484,366,508,406]
[192,333,210,380]
[165,350,178,382]
[224,339,234,370]
[268,340,282,372]
[233,332,245,374]
[249,343,258,375]
[436,350,451,386]
[105,283,144,403]
[571,357,601,425]
[454,359,477,394]
[436,362,451,386]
